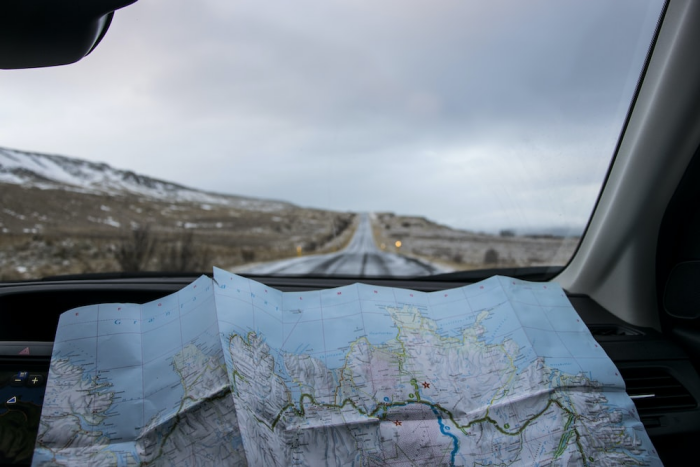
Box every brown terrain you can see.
[0,185,579,281]
[0,183,356,280]
[371,212,579,272]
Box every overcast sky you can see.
[0,0,664,233]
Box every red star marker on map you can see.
[393,420,402,426]
[422,382,430,388]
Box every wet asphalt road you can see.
[243,214,439,277]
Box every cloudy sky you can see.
[0,0,664,233]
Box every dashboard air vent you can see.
[620,367,696,413]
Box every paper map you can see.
[32,267,661,466]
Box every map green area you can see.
[33,267,661,466]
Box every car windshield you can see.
[0,0,666,280]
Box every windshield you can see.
[0,0,665,280]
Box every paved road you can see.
[243,214,440,277]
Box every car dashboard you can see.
[1,275,699,466]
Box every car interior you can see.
[2,0,700,465]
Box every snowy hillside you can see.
[0,146,289,211]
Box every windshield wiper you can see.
[413,266,564,282]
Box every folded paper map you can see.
[32,267,661,466]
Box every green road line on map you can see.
[553,414,575,458]
[409,379,421,401]
[483,343,518,423]
[389,317,409,374]
[228,307,593,465]
[573,426,591,467]
[231,368,246,388]
[236,323,573,442]
[269,389,572,444]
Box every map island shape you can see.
[32,267,661,466]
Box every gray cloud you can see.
[0,0,664,232]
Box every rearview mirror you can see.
[0,0,138,69]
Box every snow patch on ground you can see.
[87,216,121,228]
[103,217,121,228]
[3,208,26,220]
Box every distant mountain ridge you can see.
[0,146,290,211]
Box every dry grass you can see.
[0,182,579,280]
[0,183,356,280]
[371,213,579,271]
